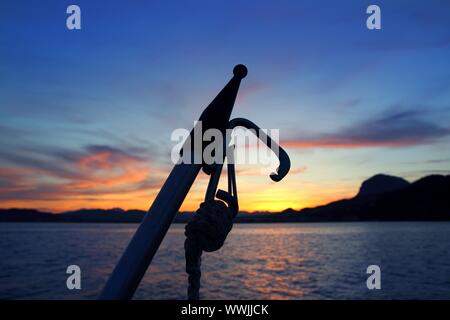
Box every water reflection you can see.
[1,222,450,299]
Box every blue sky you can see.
[1,0,449,211]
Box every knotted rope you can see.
[184,200,234,300]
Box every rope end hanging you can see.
[184,200,234,300]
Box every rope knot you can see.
[184,200,234,300]
[185,200,233,252]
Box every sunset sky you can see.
[1,0,450,212]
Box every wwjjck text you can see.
[171,121,280,174]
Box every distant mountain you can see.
[0,208,146,223]
[62,208,145,223]
[0,209,56,222]
[294,174,450,221]
[1,174,449,223]
[357,174,410,197]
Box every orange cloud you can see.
[0,145,165,212]
[68,148,151,189]
[0,143,352,213]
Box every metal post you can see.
[100,164,201,299]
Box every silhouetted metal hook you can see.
[228,118,291,182]
[204,118,290,219]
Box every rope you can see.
[184,200,234,300]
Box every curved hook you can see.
[228,118,291,182]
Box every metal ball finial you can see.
[233,64,248,79]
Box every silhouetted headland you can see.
[1,174,449,223]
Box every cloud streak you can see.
[0,144,162,207]
[283,110,450,149]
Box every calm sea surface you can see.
[1,222,450,300]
